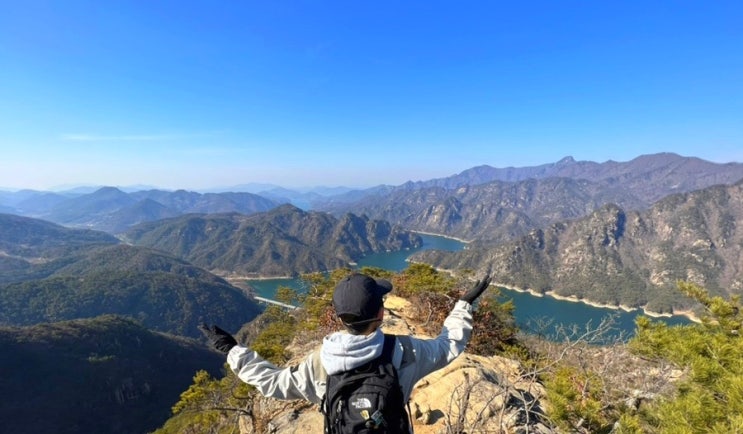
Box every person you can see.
[200,272,492,432]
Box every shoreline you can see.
[430,265,703,324]
[225,274,295,281]
[411,230,471,244]
[498,283,701,323]
[227,265,704,325]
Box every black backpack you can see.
[322,334,411,433]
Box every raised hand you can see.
[460,274,492,304]
[198,323,238,354]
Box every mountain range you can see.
[121,204,422,277]
[5,153,742,244]
[0,187,279,233]
[3,152,743,313]
[313,153,743,243]
[2,152,743,432]
[0,214,263,338]
[413,179,743,314]
[0,204,420,332]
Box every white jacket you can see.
[227,299,474,405]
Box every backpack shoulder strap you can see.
[380,333,397,364]
[382,333,417,369]
[381,333,414,433]
[396,335,416,369]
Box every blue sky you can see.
[1,1,741,191]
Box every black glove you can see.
[460,274,492,304]
[199,323,238,354]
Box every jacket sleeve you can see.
[227,346,326,404]
[397,299,474,398]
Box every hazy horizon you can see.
[1,151,739,194]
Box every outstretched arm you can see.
[227,346,326,404]
[396,275,492,398]
[200,323,325,404]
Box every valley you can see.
[0,152,741,433]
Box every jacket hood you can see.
[320,328,384,375]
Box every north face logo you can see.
[350,397,372,409]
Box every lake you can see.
[246,233,465,297]
[246,233,692,339]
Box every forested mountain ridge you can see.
[0,246,262,338]
[122,204,422,277]
[0,215,262,336]
[413,179,743,314]
[0,212,119,258]
[129,189,279,214]
[1,186,280,233]
[0,315,225,434]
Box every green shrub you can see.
[544,365,612,433]
[250,306,297,365]
[627,281,743,433]
[155,369,253,434]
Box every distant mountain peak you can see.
[94,186,126,194]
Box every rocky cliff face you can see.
[414,180,743,314]
[319,177,641,243]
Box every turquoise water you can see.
[245,233,692,339]
[248,233,464,297]
[355,233,465,271]
[498,287,690,341]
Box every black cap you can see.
[333,273,393,322]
